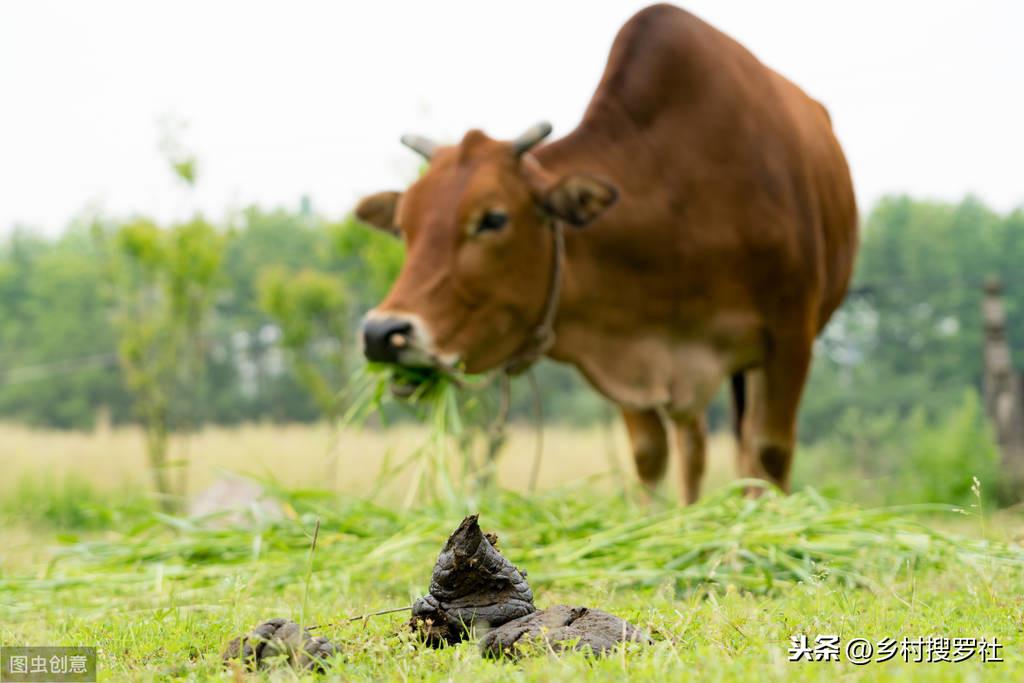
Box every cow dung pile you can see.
[222,515,648,672]
[221,618,338,673]
[410,514,651,658]
[409,514,536,647]
[480,604,651,658]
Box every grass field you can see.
[0,421,736,500]
[2,423,1023,681]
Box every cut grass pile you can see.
[2,482,1019,614]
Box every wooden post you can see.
[981,277,1024,501]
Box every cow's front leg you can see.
[669,412,707,504]
[620,407,668,494]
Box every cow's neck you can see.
[502,218,565,376]
[530,107,726,412]
[542,241,729,413]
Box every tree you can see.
[0,225,131,428]
[101,218,225,510]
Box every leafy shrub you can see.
[794,389,1001,507]
[900,390,1000,505]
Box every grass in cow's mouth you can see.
[341,363,503,508]
[337,363,451,428]
[378,363,452,402]
[356,362,469,409]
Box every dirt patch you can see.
[222,618,338,673]
[409,514,535,645]
[480,604,652,658]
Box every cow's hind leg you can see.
[735,369,761,486]
[737,336,813,494]
[669,412,707,504]
[621,407,669,493]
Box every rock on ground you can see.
[188,477,282,527]
[480,605,651,658]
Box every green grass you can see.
[2,481,1022,681]
[0,474,154,531]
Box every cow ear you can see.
[543,174,618,227]
[355,191,402,235]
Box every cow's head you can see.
[355,123,617,373]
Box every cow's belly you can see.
[572,336,729,415]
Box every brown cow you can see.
[355,4,857,502]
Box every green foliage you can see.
[102,217,226,508]
[259,268,348,349]
[794,389,1001,507]
[803,195,1023,439]
[158,115,199,187]
[107,217,225,407]
[258,266,349,417]
[327,215,405,311]
[903,390,1001,505]
[171,158,197,186]
[0,226,131,428]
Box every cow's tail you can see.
[729,372,746,441]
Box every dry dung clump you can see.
[222,618,338,673]
[480,605,651,658]
[409,514,535,645]
[410,515,649,658]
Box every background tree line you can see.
[1,195,1021,453]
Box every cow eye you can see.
[476,210,508,233]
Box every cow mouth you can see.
[387,366,442,400]
[377,354,463,402]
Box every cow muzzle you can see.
[362,316,412,363]
[360,311,451,368]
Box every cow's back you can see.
[544,4,857,335]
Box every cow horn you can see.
[400,134,437,160]
[512,122,552,156]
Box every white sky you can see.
[1,1,1022,234]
